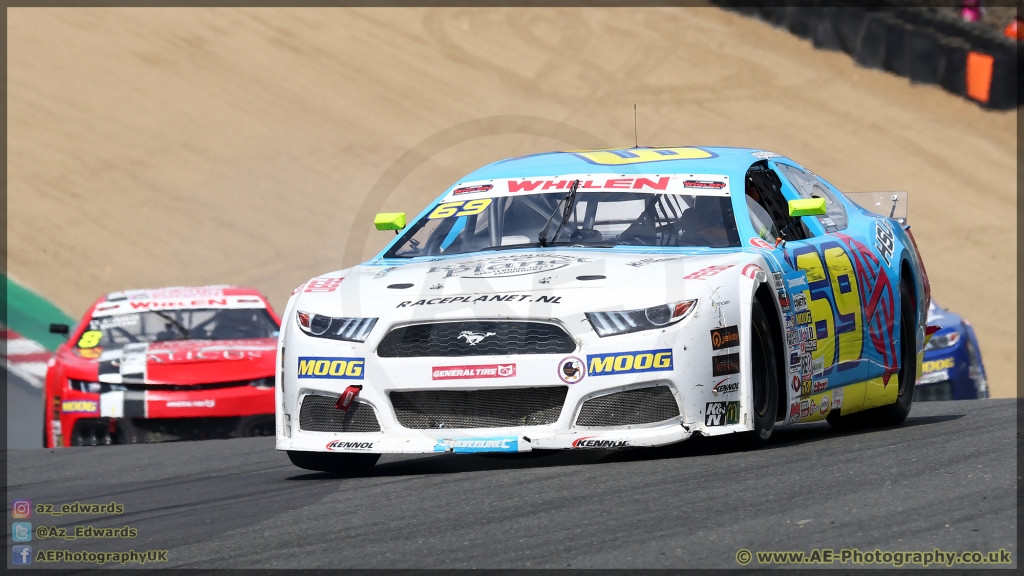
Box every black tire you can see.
[286,450,380,476]
[737,299,779,447]
[828,281,916,429]
[234,415,276,438]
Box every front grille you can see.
[376,321,576,357]
[390,386,568,429]
[575,385,680,427]
[299,395,381,432]
[915,381,953,402]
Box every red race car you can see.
[43,285,280,447]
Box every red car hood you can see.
[91,338,277,385]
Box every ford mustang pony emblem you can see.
[458,331,496,346]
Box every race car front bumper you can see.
[54,384,274,446]
[276,322,753,455]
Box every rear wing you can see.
[845,192,908,225]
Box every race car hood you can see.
[297,249,754,326]
[87,338,278,385]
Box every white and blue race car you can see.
[276,147,931,474]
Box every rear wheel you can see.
[828,282,916,429]
[737,299,778,447]
[286,450,380,476]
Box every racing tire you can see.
[827,281,916,429]
[736,299,779,448]
[286,450,380,476]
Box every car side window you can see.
[746,196,778,243]
[774,163,848,232]
[744,162,811,241]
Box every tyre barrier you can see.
[714,0,1020,110]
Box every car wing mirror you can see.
[374,212,406,234]
[49,323,69,337]
[788,198,827,217]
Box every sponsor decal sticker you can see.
[831,387,844,410]
[710,325,739,350]
[749,237,774,250]
[706,401,740,426]
[794,311,813,325]
[711,353,740,376]
[812,379,828,393]
[626,256,687,268]
[587,349,673,376]
[800,399,811,418]
[453,184,493,195]
[165,400,215,408]
[432,364,516,380]
[792,293,808,311]
[922,358,955,373]
[559,356,586,384]
[727,401,740,424]
[433,437,519,453]
[750,150,781,159]
[777,290,790,308]
[428,254,588,279]
[741,263,763,279]
[819,395,831,415]
[326,440,375,451]
[706,401,727,426]
[712,378,740,396]
[297,357,365,379]
[572,437,629,448]
[791,374,801,393]
[304,278,343,293]
[683,180,726,189]
[875,220,895,266]
[396,294,563,307]
[62,400,98,414]
[683,265,733,280]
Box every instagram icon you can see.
[12,499,31,518]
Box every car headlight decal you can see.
[925,330,960,351]
[586,300,697,337]
[296,311,377,343]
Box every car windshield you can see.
[385,190,740,258]
[76,308,280,352]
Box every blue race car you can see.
[916,300,988,401]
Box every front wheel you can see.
[736,299,779,448]
[286,450,380,476]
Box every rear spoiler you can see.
[845,192,908,225]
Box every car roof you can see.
[450,146,791,185]
[102,285,266,302]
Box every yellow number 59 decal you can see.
[428,198,492,219]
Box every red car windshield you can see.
[76,308,279,352]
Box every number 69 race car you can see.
[277,147,930,474]
[44,286,281,447]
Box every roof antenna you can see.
[633,104,638,148]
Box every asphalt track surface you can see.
[6,369,44,451]
[5,399,1016,568]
